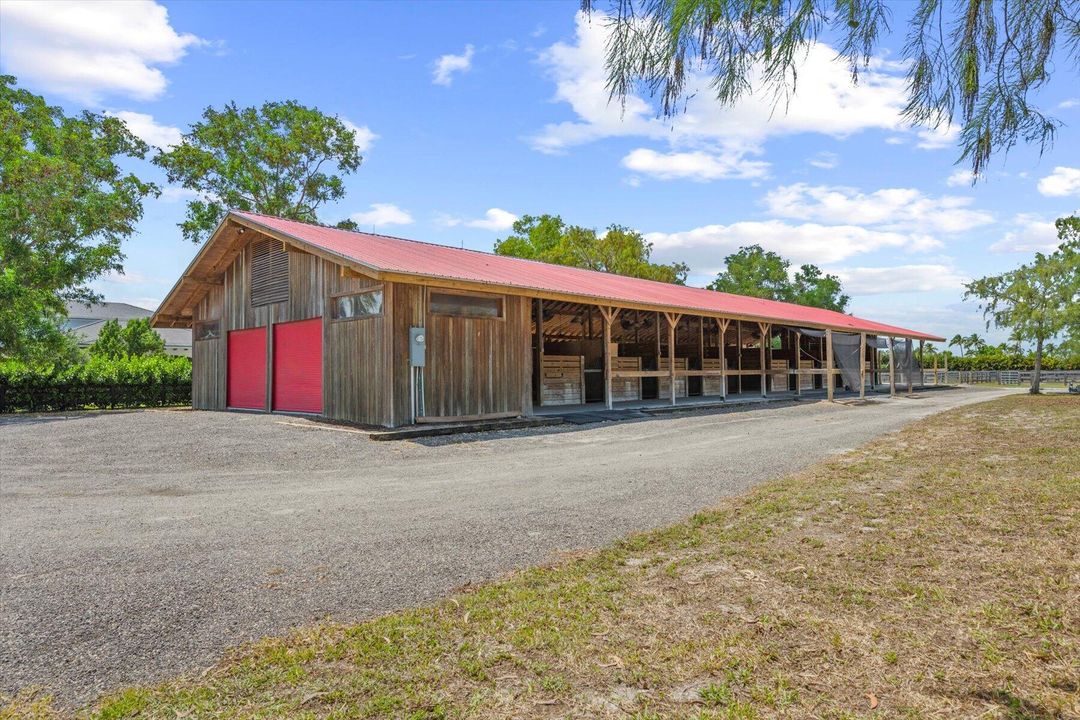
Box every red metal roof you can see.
[233,211,944,341]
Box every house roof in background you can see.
[65,302,191,348]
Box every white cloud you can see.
[989,214,1062,253]
[806,151,839,169]
[466,208,518,231]
[437,208,518,231]
[432,44,474,86]
[1058,98,1079,109]
[1037,166,1080,197]
[342,120,378,153]
[914,124,959,149]
[645,220,941,271]
[762,183,994,233]
[350,203,414,227]
[945,169,976,187]
[621,148,770,181]
[158,185,220,205]
[530,13,949,165]
[106,110,181,149]
[833,264,967,295]
[0,0,203,103]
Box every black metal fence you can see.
[0,382,191,414]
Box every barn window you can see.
[194,320,221,341]
[430,291,503,319]
[332,288,383,320]
[250,238,289,306]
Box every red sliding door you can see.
[272,317,323,414]
[227,327,267,409]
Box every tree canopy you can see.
[494,214,689,284]
[0,76,157,364]
[89,318,166,360]
[708,245,850,312]
[584,0,1080,175]
[964,215,1079,393]
[154,100,363,243]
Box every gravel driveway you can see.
[0,388,1015,704]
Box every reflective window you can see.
[332,289,383,320]
[194,320,221,341]
[430,292,503,319]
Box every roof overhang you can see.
[154,211,945,342]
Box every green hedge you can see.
[942,353,1079,371]
[0,355,192,413]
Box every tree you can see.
[948,334,967,357]
[494,214,689,284]
[89,318,166,359]
[89,319,126,359]
[584,0,1080,175]
[964,215,1079,393]
[707,245,849,312]
[155,100,363,243]
[0,76,157,364]
[791,264,850,312]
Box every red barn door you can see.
[272,317,323,414]
[227,327,267,409]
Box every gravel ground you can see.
[0,387,1016,705]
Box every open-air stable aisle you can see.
[0,387,1016,704]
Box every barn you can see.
[152,211,944,427]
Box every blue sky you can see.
[3,0,1078,344]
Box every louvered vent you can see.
[250,238,289,307]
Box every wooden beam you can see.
[859,332,867,400]
[717,318,730,399]
[599,306,619,410]
[825,328,835,402]
[889,337,896,397]
[906,338,914,396]
[758,322,769,398]
[664,312,681,405]
[795,331,802,397]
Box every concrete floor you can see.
[0,387,1015,704]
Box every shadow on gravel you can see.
[0,409,141,428]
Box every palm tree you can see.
[965,333,987,354]
[949,334,966,357]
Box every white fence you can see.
[921,369,1080,385]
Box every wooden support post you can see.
[718,319,730,399]
[758,322,769,397]
[888,337,896,397]
[664,312,680,405]
[599,307,619,410]
[795,331,802,397]
[536,299,544,406]
[919,339,925,387]
[736,320,743,395]
[933,352,938,385]
[906,338,914,396]
[825,329,835,401]
[859,332,867,400]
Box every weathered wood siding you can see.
[188,235,533,426]
[191,285,226,410]
[414,290,531,420]
[323,270,391,426]
[189,236,394,426]
[391,283,424,423]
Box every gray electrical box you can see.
[409,327,426,367]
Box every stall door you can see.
[272,317,323,414]
[227,327,267,409]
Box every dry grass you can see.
[5,395,1078,719]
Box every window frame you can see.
[427,288,505,320]
[330,286,385,322]
[193,319,222,342]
